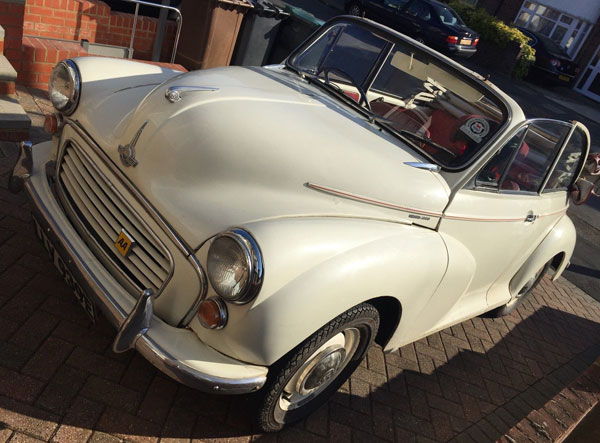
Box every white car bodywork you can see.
[12,17,589,397]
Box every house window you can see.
[515,1,592,59]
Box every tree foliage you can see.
[446,1,536,78]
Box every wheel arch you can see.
[509,215,576,294]
[367,296,402,348]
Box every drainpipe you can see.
[152,0,171,61]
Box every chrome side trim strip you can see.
[306,182,443,217]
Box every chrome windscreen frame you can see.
[52,120,208,314]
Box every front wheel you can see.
[255,303,379,432]
[347,2,363,16]
[488,261,550,317]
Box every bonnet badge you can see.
[118,120,148,167]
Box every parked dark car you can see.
[517,27,579,87]
[346,0,479,58]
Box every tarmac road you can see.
[566,198,600,302]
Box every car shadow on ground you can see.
[567,264,600,280]
[1,265,599,441]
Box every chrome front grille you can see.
[57,142,172,294]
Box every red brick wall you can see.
[0,0,26,71]
[20,36,88,89]
[19,35,186,90]
[23,0,177,61]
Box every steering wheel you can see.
[319,66,372,113]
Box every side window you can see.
[504,121,571,192]
[406,1,431,21]
[544,127,587,192]
[476,129,526,188]
[476,121,571,193]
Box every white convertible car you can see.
[10,16,593,431]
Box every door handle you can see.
[525,214,537,223]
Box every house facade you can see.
[476,0,600,102]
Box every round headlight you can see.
[49,60,80,115]
[207,229,263,304]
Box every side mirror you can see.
[571,153,600,205]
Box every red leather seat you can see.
[370,101,430,137]
[427,109,470,156]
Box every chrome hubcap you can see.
[349,6,361,15]
[300,348,346,394]
[509,266,545,306]
[278,328,360,411]
[517,275,537,298]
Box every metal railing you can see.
[122,0,183,64]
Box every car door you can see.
[439,119,588,315]
[366,0,410,28]
[399,0,433,40]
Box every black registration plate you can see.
[33,217,96,321]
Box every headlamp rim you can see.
[50,59,81,116]
[207,228,264,305]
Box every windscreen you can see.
[288,21,507,169]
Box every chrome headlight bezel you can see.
[207,229,263,305]
[49,59,81,115]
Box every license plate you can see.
[460,38,471,45]
[33,217,96,321]
[558,74,570,81]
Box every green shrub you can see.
[446,1,535,78]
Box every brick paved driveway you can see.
[0,89,599,442]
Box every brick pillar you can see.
[0,0,25,72]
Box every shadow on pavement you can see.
[566,264,600,280]
[1,276,598,441]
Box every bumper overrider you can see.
[9,140,268,394]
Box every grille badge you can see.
[115,229,135,257]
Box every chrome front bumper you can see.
[10,140,268,394]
